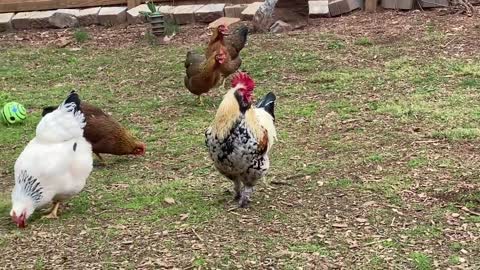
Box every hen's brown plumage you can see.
[184,49,225,97]
[42,103,146,160]
[206,25,249,79]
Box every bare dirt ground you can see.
[1,9,480,270]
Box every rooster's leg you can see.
[239,186,253,208]
[42,201,60,219]
[233,180,242,201]
[221,77,227,89]
[94,153,106,166]
[197,95,204,106]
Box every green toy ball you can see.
[1,102,27,125]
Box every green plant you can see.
[73,29,89,43]
[164,20,180,36]
[410,252,433,270]
[355,37,373,46]
[140,1,161,17]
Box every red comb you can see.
[231,72,255,92]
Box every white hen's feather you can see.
[254,108,277,151]
[36,102,86,142]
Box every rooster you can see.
[10,91,93,228]
[206,25,249,87]
[42,102,146,163]
[205,73,277,207]
[184,48,227,104]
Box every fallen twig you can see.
[271,180,292,186]
[192,228,204,242]
[458,205,480,216]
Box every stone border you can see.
[0,1,450,32]
[0,2,255,32]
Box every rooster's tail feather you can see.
[256,92,276,121]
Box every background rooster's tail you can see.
[36,91,86,142]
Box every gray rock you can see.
[381,0,414,9]
[241,2,263,21]
[0,13,14,32]
[420,0,449,8]
[194,4,225,23]
[225,4,248,18]
[329,0,350,17]
[49,12,79,28]
[308,0,330,18]
[78,7,100,26]
[98,6,127,26]
[173,5,204,25]
[270,20,292,33]
[127,4,150,24]
[12,10,55,29]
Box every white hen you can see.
[10,91,93,228]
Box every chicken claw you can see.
[42,202,60,219]
[233,180,242,201]
[238,186,253,208]
[197,96,204,106]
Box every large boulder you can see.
[49,10,79,28]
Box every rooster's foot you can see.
[197,96,204,106]
[42,202,60,219]
[238,186,253,208]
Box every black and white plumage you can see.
[10,91,93,228]
[205,73,277,207]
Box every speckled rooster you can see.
[205,72,277,207]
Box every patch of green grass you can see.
[193,257,206,267]
[449,242,463,252]
[327,100,358,119]
[449,255,461,265]
[381,239,400,249]
[408,157,428,168]
[460,78,480,88]
[410,252,433,270]
[327,40,345,50]
[367,153,384,163]
[289,242,329,255]
[0,194,10,217]
[328,178,353,189]
[368,255,386,268]
[432,128,480,140]
[466,215,480,223]
[293,102,318,118]
[302,164,321,175]
[34,257,45,270]
[406,225,442,239]
[354,37,373,46]
[73,28,89,43]
[363,176,411,205]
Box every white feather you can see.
[36,102,86,142]
[254,108,277,151]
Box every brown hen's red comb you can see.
[231,72,255,92]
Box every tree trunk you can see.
[253,0,279,33]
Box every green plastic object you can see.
[1,102,27,125]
